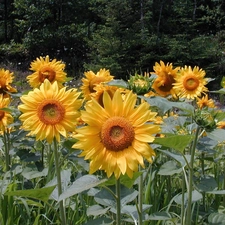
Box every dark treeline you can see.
[1,0,225,87]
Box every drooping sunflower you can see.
[80,68,114,100]
[0,95,13,131]
[0,69,17,98]
[173,65,208,100]
[18,79,82,143]
[72,89,160,179]
[196,94,215,109]
[27,55,67,88]
[91,83,128,107]
[151,61,180,97]
[128,72,152,95]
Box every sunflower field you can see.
[0,56,225,225]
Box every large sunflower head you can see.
[0,69,17,98]
[18,79,82,143]
[72,89,160,179]
[0,95,14,131]
[27,55,67,88]
[80,68,114,100]
[151,61,180,97]
[173,65,208,100]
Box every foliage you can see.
[0,0,225,85]
[0,57,224,225]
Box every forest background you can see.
[1,0,225,89]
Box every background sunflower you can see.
[18,79,82,143]
[27,55,67,88]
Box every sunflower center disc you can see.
[39,66,56,82]
[101,116,135,151]
[184,76,199,91]
[38,100,65,125]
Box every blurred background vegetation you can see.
[1,0,225,88]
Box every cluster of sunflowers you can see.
[0,56,223,180]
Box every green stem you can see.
[116,178,121,225]
[185,126,201,225]
[3,129,10,171]
[138,171,143,225]
[53,138,67,225]
[181,168,186,225]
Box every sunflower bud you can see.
[194,109,217,132]
[128,72,153,95]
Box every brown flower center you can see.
[89,77,106,93]
[158,75,175,92]
[0,111,5,120]
[39,66,56,83]
[98,90,114,107]
[101,116,135,151]
[37,100,65,125]
[183,75,199,91]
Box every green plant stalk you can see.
[116,178,121,225]
[3,129,10,171]
[53,138,67,225]
[223,162,225,207]
[138,171,143,225]
[185,126,201,225]
[181,168,187,224]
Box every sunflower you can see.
[151,61,179,97]
[196,95,215,109]
[91,83,128,107]
[27,55,67,88]
[0,69,17,97]
[128,72,152,95]
[0,95,13,131]
[217,121,225,129]
[173,65,208,100]
[80,68,114,100]
[72,89,160,179]
[18,79,82,143]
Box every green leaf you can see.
[87,205,110,217]
[196,176,218,192]
[215,111,225,122]
[58,175,107,201]
[154,134,194,152]
[174,190,202,205]
[107,79,128,88]
[220,76,225,87]
[147,211,171,220]
[94,186,138,208]
[102,172,142,188]
[142,96,194,114]
[208,213,225,225]
[121,204,152,221]
[158,150,191,167]
[206,129,225,142]
[83,217,113,225]
[4,185,56,202]
[210,88,225,94]
[158,161,182,176]
[33,214,42,225]
[17,198,44,208]
[21,166,48,179]
[206,190,225,195]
